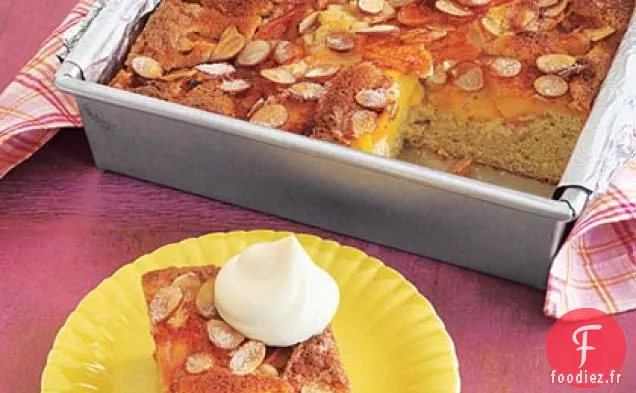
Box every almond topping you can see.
[461,0,492,5]
[359,0,385,14]
[435,0,473,17]
[207,319,245,349]
[229,340,266,375]
[427,65,448,85]
[355,88,388,110]
[131,56,163,79]
[211,25,245,61]
[185,353,215,374]
[260,68,296,84]
[196,277,217,319]
[355,24,400,34]
[534,75,568,97]
[387,0,416,6]
[256,364,279,376]
[299,11,320,34]
[537,0,558,6]
[171,272,202,301]
[583,26,616,42]
[543,0,568,17]
[150,286,183,323]
[484,57,521,77]
[481,17,504,36]
[236,40,272,66]
[250,104,289,128]
[351,110,378,136]
[274,41,296,64]
[364,3,396,24]
[161,69,198,82]
[196,63,236,77]
[536,54,577,73]
[284,60,309,78]
[452,63,484,92]
[288,82,326,100]
[326,32,356,51]
[220,79,252,93]
[305,65,340,79]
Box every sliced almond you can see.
[355,24,400,34]
[250,104,289,128]
[427,65,448,85]
[207,319,245,349]
[301,382,334,393]
[196,63,236,77]
[229,340,266,375]
[435,0,473,17]
[171,272,202,301]
[461,0,492,5]
[260,68,296,84]
[299,11,320,34]
[284,60,309,79]
[256,364,279,376]
[247,98,266,118]
[305,65,340,79]
[236,40,272,66]
[350,110,378,137]
[543,0,568,17]
[534,75,568,97]
[211,25,245,61]
[484,57,521,77]
[355,88,388,110]
[452,63,484,92]
[364,3,396,24]
[513,8,538,30]
[583,26,616,42]
[167,306,189,329]
[359,0,385,14]
[537,0,558,6]
[480,17,504,36]
[326,32,356,52]
[220,79,252,93]
[288,82,326,100]
[131,56,163,79]
[441,59,457,71]
[536,53,577,73]
[274,41,297,64]
[185,353,215,374]
[161,69,198,82]
[149,286,183,323]
[387,0,416,6]
[195,277,217,319]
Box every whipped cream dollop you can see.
[214,236,340,347]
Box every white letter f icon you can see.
[572,324,603,368]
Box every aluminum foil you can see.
[60,0,636,197]
[557,16,636,196]
[62,0,160,82]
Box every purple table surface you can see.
[0,2,635,393]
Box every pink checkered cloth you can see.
[1,0,635,318]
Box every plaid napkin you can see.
[1,0,635,318]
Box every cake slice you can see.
[142,266,350,393]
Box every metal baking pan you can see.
[54,0,636,289]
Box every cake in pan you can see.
[109,0,633,183]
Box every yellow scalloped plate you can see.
[41,230,460,393]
